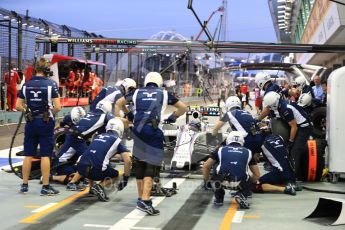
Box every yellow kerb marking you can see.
[219,198,238,230]
[20,188,89,224]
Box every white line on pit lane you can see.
[131,227,162,230]
[83,224,112,228]
[82,178,185,230]
[32,203,58,213]
[233,211,245,223]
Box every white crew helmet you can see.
[105,118,124,137]
[121,78,137,94]
[263,91,280,110]
[293,76,306,91]
[255,72,271,90]
[298,93,312,107]
[226,131,245,146]
[225,96,241,111]
[70,106,86,124]
[96,100,112,113]
[115,80,123,86]
[144,72,163,87]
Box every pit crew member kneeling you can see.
[67,118,132,201]
[203,131,253,209]
[52,107,87,187]
[255,134,297,195]
[212,96,263,182]
[263,92,312,181]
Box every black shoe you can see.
[40,185,60,196]
[20,184,28,193]
[284,183,296,196]
[136,200,160,216]
[235,194,250,209]
[213,198,224,206]
[90,184,109,202]
[66,182,85,191]
[292,181,303,191]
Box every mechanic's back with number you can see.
[126,84,178,165]
[212,144,251,181]
[89,86,122,112]
[20,76,58,118]
[79,132,128,172]
[75,101,114,139]
[19,69,59,156]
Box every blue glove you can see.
[164,112,177,124]
[126,111,134,122]
[117,176,129,191]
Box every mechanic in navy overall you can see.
[256,134,297,195]
[52,107,88,187]
[115,72,187,215]
[263,91,312,181]
[89,78,136,113]
[16,58,61,195]
[212,96,263,182]
[203,131,253,209]
[255,72,281,121]
[67,118,132,201]
[74,100,114,139]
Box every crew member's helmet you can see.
[262,91,280,111]
[144,72,163,87]
[121,78,137,94]
[225,96,241,111]
[70,106,86,125]
[115,80,123,86]
[96,100,112,113]
[298,93,312,108]
[226,131,244,146]
[293,76,306,91]
[106,118,124,137]
[255,72,271,90]
[189,119,201,132]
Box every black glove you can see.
[203,180,213,191]
[117,176,129,191]
[209,137,220,146]
[126,111,134,122]
[286,140,294,153]
[164,112,177,124]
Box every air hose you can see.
[8,112,25,179]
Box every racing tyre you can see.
[53,127,69,154]
[303,139,326,182]
[310,107,326,139]
[270,118,290,142]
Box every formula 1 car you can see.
[163,105,223,171]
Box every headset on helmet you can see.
[121,78,137,94]
[70,106,86,125]
[106,118,124,137]
[226,131,244,146]
[292,76,306,91]
[263,91,280,110]
[298,93,312,108]
[255,72,271,90]
[144,72,163,87]
[96,100,112,113]
[225,96,241,111]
